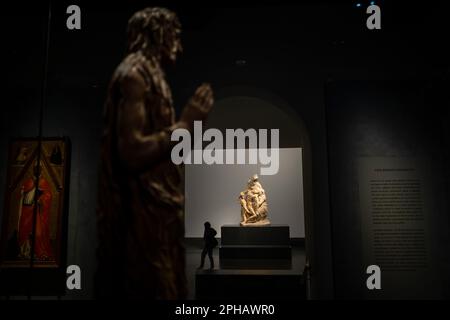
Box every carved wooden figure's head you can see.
[127,7,182,63]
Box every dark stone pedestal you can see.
[219,225,292,269]
[195,224,305,300]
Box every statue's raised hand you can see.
[180,83,214,129]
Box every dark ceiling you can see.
[1,1,449,93]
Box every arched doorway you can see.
[186,85,314,299]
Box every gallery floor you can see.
[185,239,306,300]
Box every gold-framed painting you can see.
[0,137,70,269]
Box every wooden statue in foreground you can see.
[97,7,213,299]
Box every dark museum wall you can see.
[1,1,449,299]
[326,81,450,298]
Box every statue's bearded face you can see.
[161,26,182,63]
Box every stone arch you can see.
[205,85,314,273]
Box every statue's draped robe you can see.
[97,52,186,299]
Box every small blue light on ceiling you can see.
[356,3,362,7]
[370,1,375,5]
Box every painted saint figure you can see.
[17,168,53,261]
[97,7,213,299]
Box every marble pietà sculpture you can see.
[239,174,270,226]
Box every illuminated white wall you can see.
[185,148,304,238]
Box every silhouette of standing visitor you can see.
[198,222,218,270]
